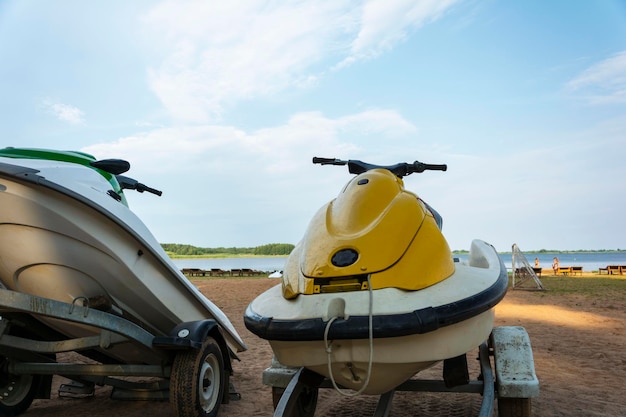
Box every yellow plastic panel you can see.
[369,214,454,291]
[299,170,425,278]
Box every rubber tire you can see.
[0,364,38,417]
[170,336,225,417]
[498,397,532,417]
[271,386,318,417]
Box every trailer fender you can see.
[154,319,235,381]
[490,326,540,399]
[154,319,220,350]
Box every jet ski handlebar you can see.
[312,157,447,178]
[116,175,163,196]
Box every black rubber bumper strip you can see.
[244,260,508,342]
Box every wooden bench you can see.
[515,267,542,277]
[570,266,583,276]
[557,266,571,275]
[600,265,622,275]
[181,268,206,277]
[210,268,225,276]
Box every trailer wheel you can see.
[0,360,38,417]
[498,397,532,417]
[170,336,225,417]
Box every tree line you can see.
[161,243,295,256]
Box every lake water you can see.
[459,252,626,272]
[171,252,626,273]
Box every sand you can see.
[21,277,626,417]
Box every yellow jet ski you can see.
[245,157,507,395]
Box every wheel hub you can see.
[198,354,220,412]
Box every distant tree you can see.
[254,243,295,255]
[161,242,294,256]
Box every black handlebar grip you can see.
[137,183,163,196]
[312,157,347,165]
[312,157,336,164]
[410,162,447,173]
[424,164,447,171]
[148,187,163,196]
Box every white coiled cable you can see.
[323,274,374,396]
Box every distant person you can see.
[552,257,559,274]
[534,257,540,268]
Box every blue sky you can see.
[1,0,625,252]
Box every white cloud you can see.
[566,50,626,105]
[41,99,85,124]
[141,0,459,122]
[83,109,416,174]
[81,109,418,245]
[346,0,459,62]
[142,0,355,123]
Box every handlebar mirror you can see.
[91,159,130,175]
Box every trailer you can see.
[0,288,240,417]
[263,326,539,417]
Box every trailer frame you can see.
[0,288,238,417]
[263,326,539,417]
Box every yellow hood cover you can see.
[282,169,454,298]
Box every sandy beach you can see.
[22,275,626,417]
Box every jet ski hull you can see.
[245,239,507,394]
[0,156,246,364]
